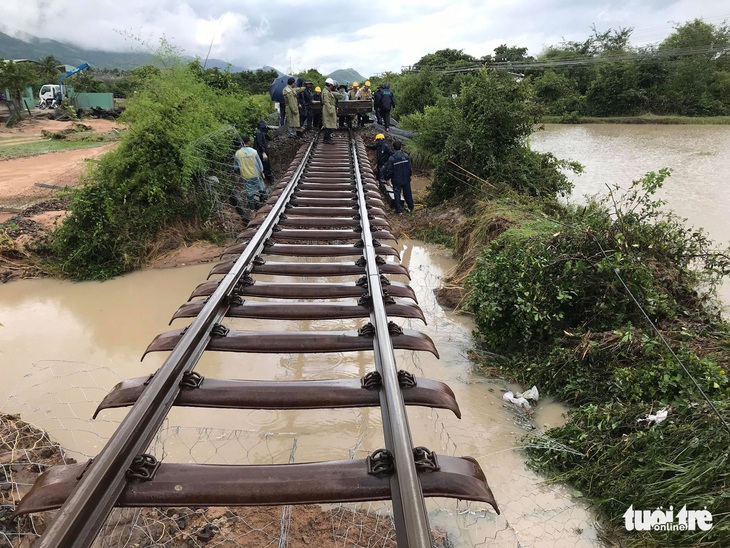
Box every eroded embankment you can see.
[405,182,730,547]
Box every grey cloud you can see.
[3,0,728,75]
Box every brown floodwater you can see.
[5,124,728,545]
[531,123,730,307]
[0,241,600,546]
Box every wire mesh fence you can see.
[1,129,607,547]
[1,357,605,547]
[0,245,608,547]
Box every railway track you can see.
[16,130,499,547]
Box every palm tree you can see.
[37,55,62,83]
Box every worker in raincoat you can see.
[321,78,340,144]
[355,80,373,127]
[312,86,322,128]
[233,135,267,212]
[282,77,306,136]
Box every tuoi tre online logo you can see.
[623,505,713,532]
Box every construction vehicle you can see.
[38,63,90,108]
[37,85,61,109]
[59,63,90,94]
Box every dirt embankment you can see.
[0,116,227,281]
[0,119,471,286]
[0,118,120,220]
[0,118,122,280]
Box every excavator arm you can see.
[58,63,90,84]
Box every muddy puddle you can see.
[0,240,600,546]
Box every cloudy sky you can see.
[3,0,729,76]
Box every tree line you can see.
[5,18,726,126]
[390,19,730,118]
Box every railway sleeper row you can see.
[17,131,499,547]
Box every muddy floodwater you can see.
[1,241,600,546]
[531,123,730,307]
[4,124,729,546]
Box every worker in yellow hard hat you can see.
[312,85,323,129]
[345,82,360,128]
[356,81,374,127]
[366,133,392,183]
[348,82,359,100]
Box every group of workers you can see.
[280,77,397,140]
[233,77,410,216]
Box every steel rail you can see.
[351,137,432,546]
[38,139,317,548]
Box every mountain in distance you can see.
[1,32,363,79]
[0,31,156,70]
[260,65,286,77]
[328,68,366,85]
[0,31,246,72]
[196,58,248,73]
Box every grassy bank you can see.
[0,139,114,161]
[542,114,730,125]
[424,172,730,546]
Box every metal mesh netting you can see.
[0,244,606,547]
[1,131,605,546]
[1,360,602,547]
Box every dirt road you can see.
[0,118,121,220]
[0,116,226,275]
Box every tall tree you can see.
[492,44,533,63]
[0,59,38,126]
[532,70,583,115]
[660,19,730,52]
[586,61,645,115]
[232,68,279,95]
[188,59,237,92]
[658,20,730,114]
[393,69,441,116]
[295,68,327,86]
[37,55,62,83]
[414,48,478,70]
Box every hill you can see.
[0,32,155,69]
[1,32,361,79]
[328,68,366,85]
[0,31,246,72]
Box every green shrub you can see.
[527,400,730,547]
[405,69,579,207]
[466,168,730,546]
[51,58,268,279]
[466,169,728,351]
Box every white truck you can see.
[37,84,62,109]
[37,63,91,109]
